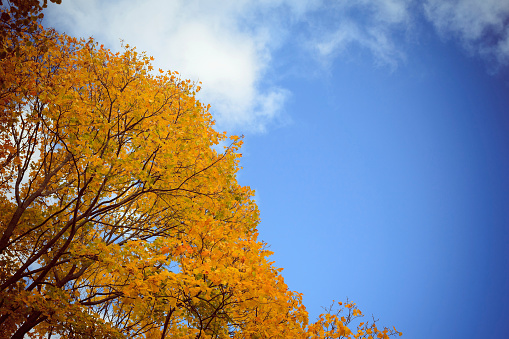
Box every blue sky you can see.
[44,1,509,338]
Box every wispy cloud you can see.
[424,0,509,67]
[307,0,413,69]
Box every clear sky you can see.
[44,1,509,338]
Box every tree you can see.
[0,20,401,339]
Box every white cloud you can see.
[424,0,509,66]
[360,0,412,25]
[307,0,412,68]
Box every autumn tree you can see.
[0,17,401,339]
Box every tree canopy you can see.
[0,10,401,339]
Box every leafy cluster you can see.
[308,301,401,339]
[0,0,61,59]
[0,8,401,339]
